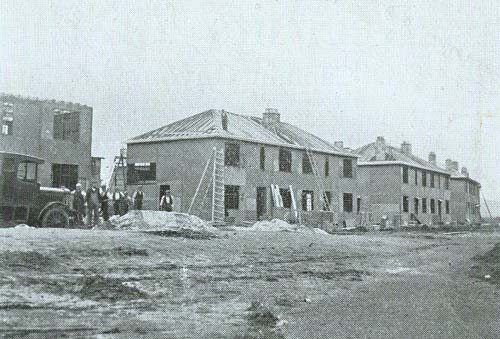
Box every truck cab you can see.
[0,151,73,227]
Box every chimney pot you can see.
[428,152,436,164]
[334,141,344,149]
[263,108,280,127]
[401,142,412,155]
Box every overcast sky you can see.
[1,1,499,204]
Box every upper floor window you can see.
[54,110,80,143]
[127,162,156,184]
[224,143,240,167]
[2,102,14,135]
[414,169,418,185]
[402,166,409,184]
[260,147,265,170]
[430,173,435,188]
[302,153,313,174]
[279,148,292,173]
[444,176,449,190]
[422,171,427,187]
[343,159,353,178]
[324,157,329,177]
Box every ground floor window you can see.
[422,198,427,214]
[224,185,240,210]
[445,200,450,214]
[52,164,78,190]
[343,193,353,212]
[357,197,361,214]
[414,198,419,215]
[402,196,409,213]
[280,188,292,209]
[430,199,436,214]
[302,190,314,211]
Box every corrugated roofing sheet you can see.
[128,109,355,157]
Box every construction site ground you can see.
[1,226,499,338]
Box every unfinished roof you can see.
[127,109,355,157]
[355,137,449,175]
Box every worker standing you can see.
[133,186,144,210]
[160,190,174,212]
[121,191,130,215]
[112,188,122,216]
[86,183,100,226]
[99,184,110,222]
[72,183,86,225]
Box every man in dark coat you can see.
[99,184,110,222]
[86,183,100,226]
[72,183,85,225]
[133,186,144,210]
[160,190,174,212]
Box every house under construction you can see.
[125,109,360,227]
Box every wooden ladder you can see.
[305,147,330,211]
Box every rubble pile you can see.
[246,219,329,235]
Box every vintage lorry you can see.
[0,151,74,227]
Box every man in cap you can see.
[133,185,144,210]
[99,184,110,222]
[72,183,86,225]
[159,190,174,212]
[86,182,100,226]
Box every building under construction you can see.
[125,109,360,227]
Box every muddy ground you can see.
[0,227,499,338]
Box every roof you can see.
[355,142,450,175]
[0,151,44,163]
[449,173,481,186]
[127,109,356,157]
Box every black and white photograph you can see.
[1,1,500,338]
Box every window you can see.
[430,198,435,214]
[430,173,435,188]
[414,198,419,215]
[279,148,292,172]
[17,161,38,182]
[464,182,468,193]
[444,176,449,190]
[414,169,418,185]
[224,143,240,167]
[422,171,427,187]
[343,159,353,178]
[260,147,265,170]
[54,111,80,142]
[280,188,292,209]
[2,102,13,135]
[302,153,313,174]
[343,193,353,212]
[445,200,450,214]
[357,197,362,214]
[127,162,156,184]
[437,174,441,189]
[52,164,78,190]
[422,198,427,213]
[324,157,329,177]
[402,196,409,213]
[323,191,332,211]
[224,185,240,210]
[302,190,314,211]
[402,166,409,184]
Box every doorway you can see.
[256,187,267,220]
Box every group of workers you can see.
[71,183,173,227]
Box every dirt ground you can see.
[0,226,499,338]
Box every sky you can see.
[1,1,499,208]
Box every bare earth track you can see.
[0,227,499,338]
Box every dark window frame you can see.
[279,148,292,173]
[127,162,156,184]
[301,190,314,211]
[302,153,313,174]
[280,188,292,209]
[224,142,240,167]
[224,185,240,210]
[430,198,436,214]
[414,198,419,215]
[52,163,79,190]
[422,198,427,213]
[54,111,80,143]
[343,159,353,178]
[414,169,418,185]
[422,171,427,187]
[402,166,409,184]
[259,146,265,170]
[402,196,409,213]
[324,157,329,177]
[343,193,353,212]
[445,200,450,214]
[430,173,435,188]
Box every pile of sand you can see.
[246,219,329,235]
[108,210,218,238]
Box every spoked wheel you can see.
[41,207,70,228]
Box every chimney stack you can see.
[376,136,386,147]
[428,152,436,164]
[401,142,412,155]
[461,167,469,176]
[262,108,280,128]
[334,141,344,149]
[445,159,453,171]
[452,161,459,172]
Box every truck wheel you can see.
[41,207,70,228]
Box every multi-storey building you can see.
[126,109,359,226]
[445,159,481,224]
[0,94,100,190]
[356,137,452,227]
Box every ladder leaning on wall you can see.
[305,147,331,211]
[188,147,225,224]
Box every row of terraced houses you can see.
[0,94,481,228]
[124,108,481,228]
